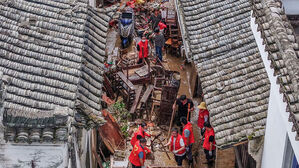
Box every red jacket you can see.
[131,126,150,146]
[182,122,195,145]
[138,40,149,59]
[197,109,209,129]
[170,134,186,155]
[203,128,216,150]
[158,21,167,30]
[129,141,146,166]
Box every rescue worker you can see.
[197,102,209,136]
[164,128,186,166]
[158,21,167,34]
[203,122,216,165]
[137,35,149,64]
[172,95,194,127]
[131,122,150,147]
[129,138,150,168]
[181,117,195,166]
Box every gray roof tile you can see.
[252,0,299,141]
[177,0,270,147]
[0,0,117,134]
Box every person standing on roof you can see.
[153,28,165,62]
[181,117,195,167]
[131,122,151,147]
[202,122,216,165]
[148,9,162,30]
[197,102,209,136]
[137,35,150,64]
[172,95,194,127]
[129,138,150,168]
[164,128,186,166]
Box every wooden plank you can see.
[129,86,143,114]
[140,85,154,103]
[157,138,171,160]
[117,71,136,91]
[103,74,115,99]
[135,65,151,77]
[233,140,248,147]
[99,110,126,153]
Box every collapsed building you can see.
[0,0,118,167]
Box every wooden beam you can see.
[140,85,154,103]
[233,140,248,147]
[129,86,143,114]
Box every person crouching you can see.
[129,138,150,168]
[131,122,151,147]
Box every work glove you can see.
[209,150,213,156]
[173,150,178,154]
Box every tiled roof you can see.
[252,0,299,140]
[0,0,118,142]
[177,0,271,148]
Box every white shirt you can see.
[169,137,186,156]
[161,10,166,19]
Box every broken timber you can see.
[129,85,143,114]
[116,71,136,108]
[99,109,125,154]
[104,74,115,99]
[140,85,154,119]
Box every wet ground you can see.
[161,52,214,168]
[106,2,215,167]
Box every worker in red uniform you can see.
[181,117,195,167]
[158,21,167,34]
[131,122,150,147]
[197,102,209,136]
[129,138,150,168]
[164,128,186,166]
[203,122,216,165]
[137,35,149,64]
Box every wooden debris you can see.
[102,94,115,106]
[167,108,175,140]
[157,138,171,160]
[140,85,154,103]
[129,86,143,114]
[99,110,126,154]
[104,74,115,99]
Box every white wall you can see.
[281,0,299,15]
[250,13,299,168]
